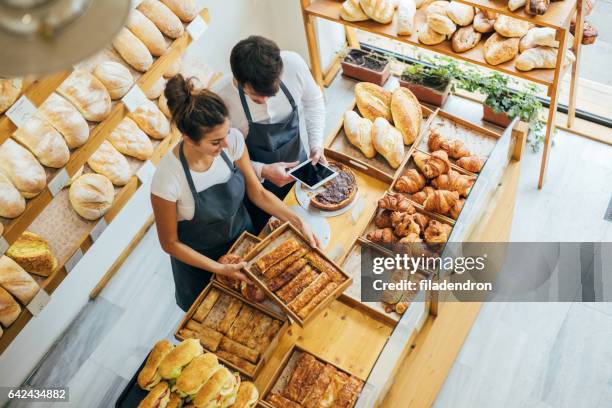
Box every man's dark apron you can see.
[170,143,253,311]
[238,81,307,232]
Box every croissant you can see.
[424,220,453,243]
[391,212,421,237]
[431,170,475,197]
[424,190,460,216]
[428,130,471,159]
[410,186,435,205]
[413,150,451,179]
[366,228,397,243]
[413,212,430,231]
[456,155,484,173]
[375,209,393,228]
[450,198,465,219]
[395,169,426,194]
[378,193,416,213]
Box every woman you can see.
[151,75,318,311]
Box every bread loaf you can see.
[163,58,182,78]
[88,141,132,186]
[515,46,557,71]
[340,0,369,21]
[343,111,376,158]
[113,28,154,73]
[416,0,435,8]
[519,27,558,52]
[452,25,482,52]
[39,93,90,148]
[66,166,84,187]
[93,61,134,100]
[0,139,46,198]
[145,77,166,99]
[473,10,496,33]
[69,174,115,220]
[109,117,154,160]
[6,232,57,277]
[397,0,417,35]
[372,118,404,169]
[138,0,185,39]
[427,12,457,35]
[354,82,392,123]
[0,174,25,219]
[158,92,171,117]
[0,78,22,115]
[418,23,448,45]
[447,2,475,26]
[0,287,20,327]
[160,0,199,22]
[58,70,112,122]
[494,15,531,37]
[13,113,70,168]
[127,9,167,57]
[128,99,171,139]
[426,0,450,16]
[360,0,395,24]
[391,87,422,145]
[484,33,519,65]
[0,256,39,305]
[508,0,526,11]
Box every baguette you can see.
[0,256,40,305]
[12,113,70,168]
[112,28,154,72]
[0,287,20,327]
[391,87,422,146]
[267,260,309,292]
[219,337,259,364]
[254,239,302,275]
[160,0,199,22]
[57,70,111,122]
[138,0,185,39]
[193,289,220,322]
[127,9,167,57]
[215,350,257,374]
[93,61,134,100]
[262,248,308,280]
[109,117,154,161]
[288,273,331,314]
[145,77,166,100]
[39,93,90,148]
[297,282,339,319]
[276,266,319,304]
[128,99,171,140]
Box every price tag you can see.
[136,160,156,184]
[122,85,148,113]
[48,168,69,197]
[90,218,108,242]
[186,15,208,40]
[27,289,51,316]
[0,236,8,257]
[65,248,83,273]
[5,95,37,128]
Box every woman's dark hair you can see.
[164,74,228,142]
[230,36,283,97]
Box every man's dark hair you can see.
[230,36,283,97]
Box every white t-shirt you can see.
[151,128,245,221]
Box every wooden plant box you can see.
[243,222,352,327]
[341,48,391,86]
[399,79,451,107]
[482,103,513,128]
[175,281,289,378]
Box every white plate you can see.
[294,181,359,218]
[269,205,331,249]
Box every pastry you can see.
[431,170,475,197]
[372,118,404,169]
[310,162,358,211]
[297,359,325,403]
[216,298,242,334]
[418,23,448,45]
[391,211,421,237]
[413,212,430,230]
[395,169,426,194]
[298,281,338,318]
[340,0,369,22]
[267,393,302,408]
[304,252,346,283]
[413,150,451,179]
[391,87,422,145]
[227,306,254,341]
[0,174,25,219]
[410,186,435,205]
[254,239,302,275]
[520,27,558,52]
[137,380,170,408]
[158,338,204,379]
[202,293,232,330]
[360,0,396,24]
[93,61,134,100]
[0,78,22,115]
[508,0,526,11]
[494,15,531,38]
[516,46,557,71]
[375,209,393,228]
[173,353,220,398]
[397,0,417,35]
[233,312,264,345]
[193,289,220,322]
[320,370,350,407]
[129,99,171,139]
[69,174,115,220]
[215,350,257,373]
[526,0,549,15]
[241,281,266,303]
[424,219,453,243]
[39,93,90,148]
[334,376,364,407]
[127,9,167,57]
[571,21,598,45]
[427,12,457,36]
[137,339,174,390]
[343,111,375,159]
[0,286,20,327]
[452,26,482,53]
[87,141,132,186]
[262,248,308,280]
[450,198,464,219]
[284,353,317,401]
[456,155,484,173]
[447,2,475,26]
[268,260,309,292]
[219,337,259,364]
[276,266,319,303]
[138,0,185,38]
[161,0,199,22]
[484,33,519,65]
[288,273,331,314]
[0,139,46,198]
[473,10,496,33]
[113,28,154,72]
[303,365,335,407]
[354,82,392,123]
[234,381,259,408]
[423,190,460,217]
[366,228,397,243]
[109,116,154,160]
[6,232,57,277]
[378,192,415,213]
[57,70,112,122]
[428,129,471,159]
[12,113,70,168]
[0,256,39,305]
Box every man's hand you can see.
[262,161,299,187]
[310,147,328,166]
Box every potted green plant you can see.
[340,48,391,86]
[399,60,455,107]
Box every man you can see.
[214,35,326,231]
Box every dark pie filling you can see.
[313,165,356,205]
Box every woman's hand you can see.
[296,219,320,248]
[217,261,252,283]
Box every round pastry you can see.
[310,162,358,211]
[418,23,448,45]
[69,173,115,220]
[452,26,482,53]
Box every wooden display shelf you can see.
[304,0,556,87]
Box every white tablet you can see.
[288,159,338,190]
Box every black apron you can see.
[171,143,253,311]
[239,81,307,232]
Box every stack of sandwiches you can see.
[136,339,258,408]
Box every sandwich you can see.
[138,340,175,390]
[233,381,259,408]
[137,381,170,408]
[193,366,238,408]
[159,339,204,380]
[173,353,221,398]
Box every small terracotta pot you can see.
[341,49,391,86]
[482,103,513,127]
[399,79,451,107]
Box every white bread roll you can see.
[397,0,417,35]
[0,174,25,219]
[418,23,448,45]
[447,2,475,26]
[12,113,70,168]
[87,141,131,186]
[113,28,154,73]
[129,99,171,140]
[340,0,369,21]
[145,77,166,99]
[515,46,557,71]
[473,10,496,33]
[127,9,167,57]
[484,33,519,65]
[160,0,199,22]
[0,256,39,305]
[391,87,422,145]
[0,78,22,115]
[0,139,46,198]
[494,14,531,37]
[519,27,558,52]
[39,93,89,149]
[372,117,404,169]
[158,92,171,117]
[69,173,115,220]
[109,117,154,160]
[58,70,112,122]
[452,25,482,52]
[343,111,376,158]
[428,12,457,35]
[360,0,396,24]
[93,61,134,100]
[163,58,182,79]
[138,0,185,39]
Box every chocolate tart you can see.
[310,162,358,211]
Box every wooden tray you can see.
[175,281,289,378]
[243,223,352,327]
[325,99,437,183]
[258,344,365,408]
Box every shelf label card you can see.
[90,218,108,242]
[65,248,84,273]
[6,95,37,128]
[136,160,156,184]
[122,85,148,113]
[27,289,51,316]
[186,15,208,40]
[0,237,8,257]
[48,168,69,197]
